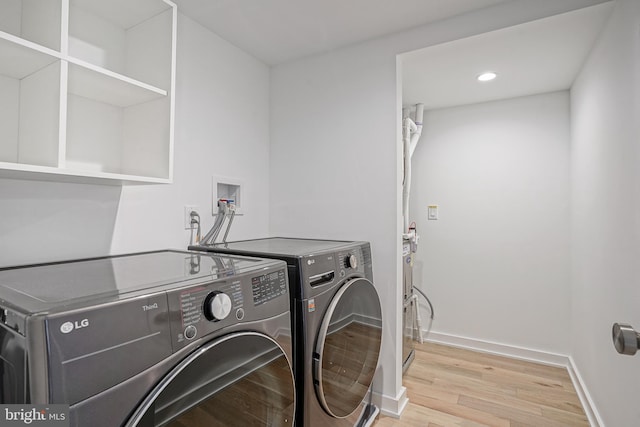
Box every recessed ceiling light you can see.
[477,72,497,82]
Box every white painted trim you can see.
[424,331,568,366]
[373,386,408,418]
[567,356,605,427]
[421,331,603,426]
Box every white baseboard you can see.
[567,356,605,427]
[424,331,567,366]
[421,331,603,427]
[373,386,408,418]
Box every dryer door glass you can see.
[314,277,382,418]
[127,332,295,426]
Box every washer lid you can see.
[0,250,281,314]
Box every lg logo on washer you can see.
[59,319,90,334]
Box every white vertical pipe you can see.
[402,104,424,232]
[409,104,424,158]
[402,117,417,232]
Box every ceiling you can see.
[171,0,613,108]
[172,0,511,65]
[402,2,614,110]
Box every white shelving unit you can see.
[0,0,176,184]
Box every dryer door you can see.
[126,332,295,426]
[313,277,382,418]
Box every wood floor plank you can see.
[414,344,571,384]
[408,394,511,427]
[515,387,584,414]
[457,394,567,427]
[541,405,590,426]
[374,402,489,427]
[427,377,543,416]
[374,342,588,427]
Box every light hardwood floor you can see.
[374,342,589,427]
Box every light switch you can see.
[428,205,438,220]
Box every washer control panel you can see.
[337,247,364,278]
[167,265,288,350]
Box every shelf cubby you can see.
[0,38,61,168]
[68,0,173,90]
[65,66,171,179]
[0,0,61,51]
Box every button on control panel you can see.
[184,325,197,340]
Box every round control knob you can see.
[612,323,640,355]
[204,292,232,321]
[345,254,358,269]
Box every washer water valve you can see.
[612,323,640,356]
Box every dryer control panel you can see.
[337,247,365,278]
[167,266,288,350]
[302,247,365,285]
[300,244,371,300]
[304,252,337,288]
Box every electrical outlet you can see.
[184,205,199,229]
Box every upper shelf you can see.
[68,61,167,108]
[0,33,60,79]
[0,161,171,185]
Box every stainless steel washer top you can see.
[0,250,271,314]
[197,237,358,256]
[191,237,372,299]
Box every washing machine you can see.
[190,238,383,427]
[0,250,295,427]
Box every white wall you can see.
[0,13,270,267]
[270,0,606,414]
[0,178,120,267]
[111,13,271,253]
[271,42,404,412]
[411,91,571,355]
[570,0,640,425]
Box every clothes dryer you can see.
[190,238,383,426]
[0,250,295,427]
